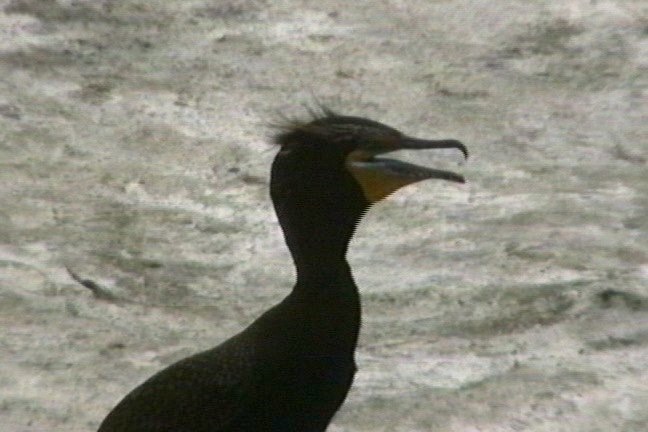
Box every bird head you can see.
[269,107,468,267]
[271,107,467,210]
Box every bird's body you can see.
[98,108,466,432]
[99,279,359,431]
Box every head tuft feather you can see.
[270,104,341,147]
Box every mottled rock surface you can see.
[1,1,646,431]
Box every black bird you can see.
[98,108,467,432]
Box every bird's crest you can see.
[271,104,399,148]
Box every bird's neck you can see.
[289,251,361,355]
[277,209,360,283]
[273,200,364,354]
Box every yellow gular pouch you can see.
[346,150,418,202]
[345,148,466,203]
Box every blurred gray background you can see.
[0,0,646,431]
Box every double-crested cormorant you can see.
[98,108,467,432]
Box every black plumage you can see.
[98,108,467,432]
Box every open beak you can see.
[347,136,468,203]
